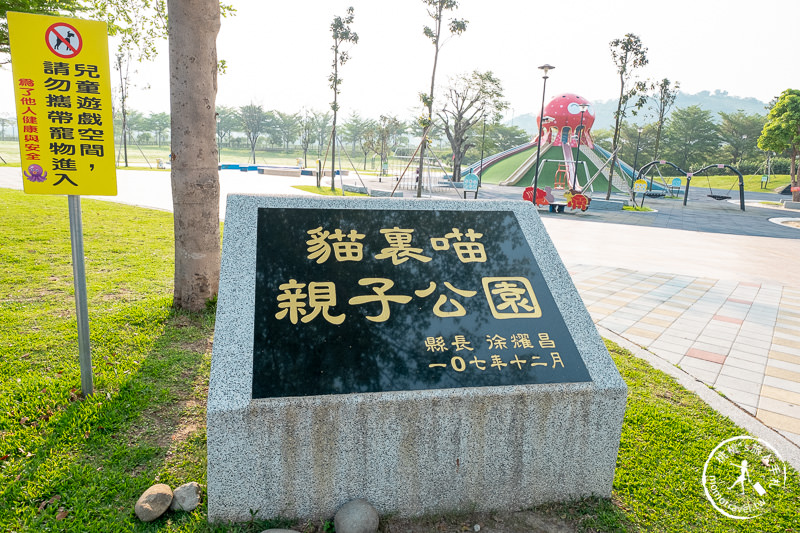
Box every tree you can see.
[662,105,719,170]
[416,0,467,197]
[0,113,15,141]
[649,78,679,160]
[591,128,613,148]
[617,122,655,171]
[311,110,332,160]
[114,51,134,166]
[606,33,648,200]
[272,111,301,152]
[299,110,313,168]
[359,119,378,169]
[239,103,266,164]
[167,0,222,311]
[87,0,232,311]
[263,110,282,148]
[148,112,170,147]
[718,110,765,167]
[465,122,529,163]
[437,70,507,181]
[215,105,238,151]
[372,115,405,174]
[341,112,368,153]
[328,7,358,192]
[1,0,82,61]
[759,89,800,202]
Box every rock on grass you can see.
[170,482,202,512]
[135,483,173,522]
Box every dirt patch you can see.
[168,399,204,444]
[183,337,212,354]
[784,220,800,228]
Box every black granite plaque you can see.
[252,208,591,398]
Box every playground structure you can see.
[468,94,701,211]
[471,94,645,198]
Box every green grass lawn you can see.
[292,185,369,197]
[0,188,797,532]
[680,174,791,194]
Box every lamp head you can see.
[538,64,555,77]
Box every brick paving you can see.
[568,266,800,445]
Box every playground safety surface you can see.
[474,182,800,240]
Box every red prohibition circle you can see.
[45,22,83,58]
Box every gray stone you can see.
[207,196,627,522]
[782,200,800,210]
[169,482,202,512]
[334,498,380,533]
[135,483,173,522]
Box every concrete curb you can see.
[598,326,800,472]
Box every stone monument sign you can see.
[208,195,627,522]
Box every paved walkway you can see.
[478,181,800,449]
[571,265,800,443]
[3,166,800,456]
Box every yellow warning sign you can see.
[8,12,116,196]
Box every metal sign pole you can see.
[68,195,93,396]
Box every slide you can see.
[499,142,552,186]
[592,145,668,192]
[462,142,532,178]
[593,144,636,180]
[561,143,577,190]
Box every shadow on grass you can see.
[0,299,215,531]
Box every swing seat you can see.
[707,194,731,201]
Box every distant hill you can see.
[508,90,769,135]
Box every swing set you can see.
[634,161,746,211]
[688,164,746,211]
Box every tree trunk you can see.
[331,109,337,193]
[606,78,625,200]
[168,0,221,311]
[418,13,443,198]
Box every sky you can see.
[2,0,799,124]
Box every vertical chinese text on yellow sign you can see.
[8,12,116,196]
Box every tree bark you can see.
[168,0,221,311]
[606,72,625,200]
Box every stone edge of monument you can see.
[207,194,627,522]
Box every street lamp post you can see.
[573,103,588,192]
[532,64,554,201]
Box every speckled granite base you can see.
[207,195,627,522]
